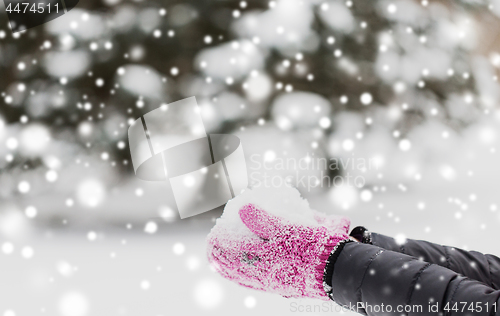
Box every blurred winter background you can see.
[1,0,500,315]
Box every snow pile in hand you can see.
[207,186,351,299]
[216,186,320,237]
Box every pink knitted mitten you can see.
[206,203,350,300]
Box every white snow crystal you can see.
[77,179,106,208]
[194,279,224,309]
[18,181,30,194]
[172,242,185,255]
[244,296,257,308]
[57,261,75,277]
[395,234,407,245]
[140,280,151,290]
[21,246,34,259]
[87,231,97,241]
[46,170,58,182]
[144,221,158,234]
[360,92,373,105]
[57,291,89,316]
[399,139,411,151]
[2,242,14,255]
[24,206,37,218]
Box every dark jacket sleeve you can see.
[370,232,500,290]
[330,242,500,316]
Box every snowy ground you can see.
[0,184,497,316]
[0,221,351,316]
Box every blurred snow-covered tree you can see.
[0,0,499,208]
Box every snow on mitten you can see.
[311,209,351,233]
[207,203,350,300]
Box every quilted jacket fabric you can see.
[328,229,500,316]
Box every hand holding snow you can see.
[206,186,350,299]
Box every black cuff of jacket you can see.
[323,239,355,300]
[349,226,372,244]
